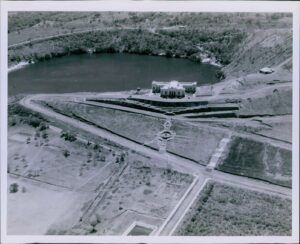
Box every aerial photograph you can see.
[7,11,293,237]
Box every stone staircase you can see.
[206,135,232,172]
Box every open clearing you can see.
[7,175,90,235]
[8,119,193,235]
[175,180,292,236]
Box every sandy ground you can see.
[7,175,87,235]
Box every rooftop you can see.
[152,80,197,86]
[162,80,184,89]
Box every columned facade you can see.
[152,80,197,98]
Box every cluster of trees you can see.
[9,11,292,71]
[177,182,291,236]
[8,103,47,128]
[9,27,244,73]
[60,131,77,142]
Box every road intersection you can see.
[20,94,292,235]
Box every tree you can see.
[39,122,48,131]
[93,144,99,150]
[89,214,99,233]
[120,152,125,162]
[9,183,19,193]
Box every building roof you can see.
[162,80,184,89]
[259,67,274,74]
[152,80,197,86]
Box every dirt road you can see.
[20,94,292,236]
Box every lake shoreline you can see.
[8,53,220,96]
[8,49,223,73]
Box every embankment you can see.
[217,136,292,187]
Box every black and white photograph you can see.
[0,1,299,244]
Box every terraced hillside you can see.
[37,99,226,165]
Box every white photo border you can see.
[1,1,299,243]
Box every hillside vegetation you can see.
[8,12,292,78]
[223,29,292,78]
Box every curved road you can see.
[20,94,292,235]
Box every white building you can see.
[259,67,274,74]
[152,80,197,98]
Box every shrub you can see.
[39,122,48,131]
[60,131,77,142]
[63,150,70,158]
[120,153,125,162]
[28,117,42,128]
[42,133,48,139]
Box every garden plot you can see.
[175,181,291,236]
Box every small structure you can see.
[259,67,274,74]
[152,80,197,98]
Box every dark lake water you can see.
[8,53,220,96]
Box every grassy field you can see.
[39,99,226,165]
[217,136,292,187]
[175,181,292,236]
